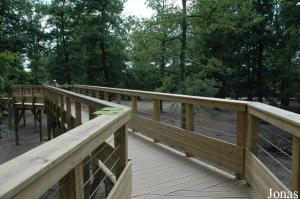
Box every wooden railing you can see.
[0,86,132,199]
[71,84,300,199]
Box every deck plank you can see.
[128,132,258,199]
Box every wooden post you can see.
[96,91,100,99]
[60,95,65,130]
[114,125,128,178]
[7,100,12,130]
[89,89,93,97]
[185,104,194,157]
[247,114,259,155]
[116,93,122,104]
[292,136,300,192]
[74,163,84,199]
[153,99,160,143]
[236,111,247,179]
[66,97,71,130]
[38,110,42,141]
[185,104,194,131]
[14,109,19,145]
[75,101,81,127]
[131,96,137,113]
[59,171,75,199]
[104,92,109,101]
[89,106,96,120]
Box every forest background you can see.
[1,0,300,107]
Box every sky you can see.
[123,0,153,18]
[123,0,182,18]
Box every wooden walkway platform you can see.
[128,132,258,199]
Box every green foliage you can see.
[178,75,221,97]
[1,0,300,107]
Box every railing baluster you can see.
[292,136,300,192]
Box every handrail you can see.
[71,84,300,199]
[248,102,300,137]
[0,86,132,199]
[72,84,249,111]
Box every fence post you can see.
[89,106,96,120]
[104,92,109,101]
[116,93,122,104]
[66,96,71,130]
[185,104,194,157]
[153,99,160,143]
[292,136,300,192]
[75,101,82,127]
[114,125,128,178]
[59,95,65,131]
[131,96,137,113]
[236,111,247,179]
[247,114,259,155]
[96,90,100,99]
[74,163,84,199]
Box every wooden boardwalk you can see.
[128,132,258,199]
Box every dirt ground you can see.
[0,100,293,188]
[0,111,47,164]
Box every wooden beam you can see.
[236,111,247,179]
[292,136,300,192]
[75,101,81,127]
[65,97,72,130]
[185,104,194,131]
[153,99,160,143]
[185,104,194,157]
[14,109,19,145]
[107,161,132,199]
[104,92,109,101]
[72,85,248,111]
[247,114,259,155]
[74,163,84,199]
[116,94,122,104]
[131,96,137,113]
[96,91,100,99]
[89,106,96,120]
[114,125,128,178]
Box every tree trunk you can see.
[180,0,187,129]
[100,0,109,85]
[256,40,264,102]
[281,63,290,106]
[179,0,187,81]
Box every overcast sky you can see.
[123,0,181,18]
[123,0,153,18]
